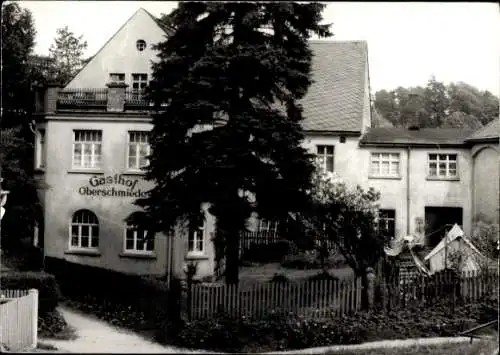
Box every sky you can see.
[18,1,500,96]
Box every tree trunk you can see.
[359,270,369,310]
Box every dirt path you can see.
[38,306,204,354]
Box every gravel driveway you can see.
[38,306,205,353]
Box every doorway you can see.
[424,207,463,247]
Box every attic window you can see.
[136,40,147,51]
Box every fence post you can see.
[366,267,375,310]
[29,289,39,349]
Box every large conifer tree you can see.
[135,2,331,284]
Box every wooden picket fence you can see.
[189,278,362,320]
[0,289,39,352]
[378,269,499,309]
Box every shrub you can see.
[243,240,298,263]
[0,271,60,314]
[1,246,44,271]
[165,298,486,353]
[44,257,180,335]
[38,310,76,340]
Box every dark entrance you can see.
[424,207,463,247]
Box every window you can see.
[70,210,99,249]
[377,209,395,241]
[37,129,46,169]
[316,145,334,173]
[131,73,148,94]
[258,219,279,235]
[370,152,400,177]
[428,154,457,178]
[127,131,150,170]
[136,39,147,51]
[109,73,125,83]
[188,219,205,254]
[72,130,102,169]
[124,212,154,253]
[340,136,346,143]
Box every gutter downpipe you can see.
[406,147,411,236]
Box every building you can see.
[32,8,499,281]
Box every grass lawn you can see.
[239,262,354,284]
[326,339,499,355]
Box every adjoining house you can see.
[31,7,499,281]
[358,124,499,248]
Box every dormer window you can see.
[136,39,147,51]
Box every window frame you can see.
[109,73,125,84]
[427,153,459,179]
[123,214,154,254]
[316,144,335,173]
[369,152,401,178]
[377,209,396,241]
[136,39,147,51]
[187,220,206,256]
[69,209,99,250]
[72,130,103,169]
[131,73,148,95]
[126,131,151,171]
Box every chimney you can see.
[106,82,128,112]
[45,83,62,114]
[33,85,46,114]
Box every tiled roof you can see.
[301,41,368,132]
[360,127,477,147]
[466,119,499,142]
[143,8,176,36]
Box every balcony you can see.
[35,86,229,127]
[57,89,108,110]
[124,89,152,111]
[33,85,163,115]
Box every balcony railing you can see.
[57,88,108,110]
[124,89,152,111]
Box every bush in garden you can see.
[0,271,60,314]
[163,296,490,352]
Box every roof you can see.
[466,119,499,143]
[371,109,393,128]
[142,8,176,36]
[300,41,368,133]
[359,127,476,147]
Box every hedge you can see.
[164,297,495,353]
[44,257,180,332]
[0,271,60,314]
